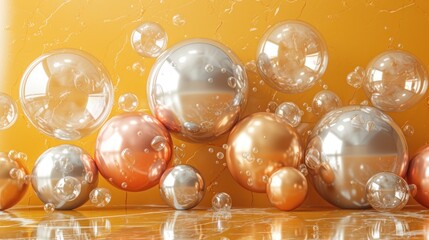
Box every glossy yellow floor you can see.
[1,206,429,239]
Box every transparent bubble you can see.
[0,93,18,130]
[298,164,308,176]
[131,22,167,58]
[85,171,94,184]
[9,168,25,180]
[363,50,428,112]
[44,203,55,213]
[216,152,224,160]
[208,147,214,153]
[121,148,135,165]
[89,188,112,208]
[312,90,342,116]
[275,102,303,127]
[172,14,186,26]
[212,192,232,211]
[54,176,82,202]
[118,93,139,112]
[257,20,328,93]
[121,182,128,189]
[151,136,166,151]
[402,123,415,136]
[366,172,411,211]
[19,49,114,140]
[205,64,214,72]
[346,66,365,88]
[222,144,228,150]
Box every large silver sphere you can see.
[305,106,408,209]
[159,165,205,210]
[147,39,248,142]
[31,144,99,210]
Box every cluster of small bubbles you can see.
[222,144,228,150]
[9,168,25,180]
[121,182,128,189]
[85,171,94,184]
[0,92,18,130]
[208,147,215,153]
[299,164,308,176]
[346,66,365,88]
[205,64,214,72]
[312,90,342,116]
[266,101,278,112]
[216,152,225,160]
[402,123,415,136]
[212,192,232,211]
[131,22,167,58]
[89,188,112,208]
[44,203,55,213]
[118,93,139,112]
[245,60,257,73]
[54,177,82,202]
[275,102,303,127]
[172,14,186,26]
[151,136,166,151]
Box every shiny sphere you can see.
[0,93,18,130]
[407,145,429,208]
[31,144,99,210]
[212,192,232,211]
[95,112,172,192]
[131,22,167,58]
[257,20,328,94]
[20,49,114,140]
[147,39,248,142]
[0,152,29,210]
[275,102,303,127]
[118,93,139,112]
[226,112,303,193]
[306,106,408,209]
[364,50,428,112]
[366,172,410,211]
[312,90,342,116]
[267,167,308,211]
[89,188,112,208]
[159,165,205,210]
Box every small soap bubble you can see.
[85,171,94,184]
[0,93,18,130]
[245,60,257,73]
[121,182,128,189]
[172,14,186,26]
[44,203,55,213]
[262,175,269,183]
[151,136,166,151]
[9,168,24,180]
[208,78,214,83]
[8,150,18,160]
[131,22,167,58]
[205,64,214,72]
[54,177,82,202]
[222,144,228,150]
[256,158,263,165]
[221,68,227,73]
[121,148,136,165]
[266,101,278,112]
[216,152,224,160]
[208,147,214,153]
[346,66,365,88]
[275,102,303,127]
[247,178,254,186]
[299,164,308,176]
[89,188,112,208]
[402,123,415,136]
[118,93,139,112]
[312,90,342,116]
[212,192,232,211]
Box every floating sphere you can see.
[159,165,205,210]
[89,188,112,208]
[275,102,303,127]
[118,93,139,112]
[31,144,98,210]
[363,50,428,112]
[226,112,303,193]
[0,152,29,210]
[131,22,167,58]
[212,192,232,211]
[312,90,342,116]
[306,106,408,209]
[366,172,410,211]
[0,93,18,130]
[267,167,308,211]
[407,145,429,208]
[20,49,114,140]
[147,39,248,142]
[256,20,328,94]
[95,112,172,192]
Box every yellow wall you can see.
[1,0,429,208]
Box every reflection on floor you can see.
[1,206,428,239]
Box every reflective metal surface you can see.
[305,106,408,209]
[31,144,98,210]
[159,165,205,210]
[147,39,248,142]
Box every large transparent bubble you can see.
[364,50,428,112]
[256,20,328,94]
[20,49,114,140]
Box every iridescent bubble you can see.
[257,20,328,93]
[363,50,428,112]
[131,22,167,58]
[172,14,186,26]
[151,136,166,151]
[346,66,365,88]
[212,192,232,211]
[275,102,303,127]
[54,176,82,202]
[312,90,342,116]
[19,49,114,140]
[44,203,55,213]
[0,93,18,130]
[118,93,139,112]
[89,188,112,208]
[366,172,412,211]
